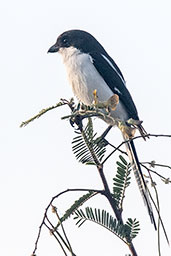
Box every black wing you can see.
[90,52,139,120]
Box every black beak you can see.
[47,43,59,53]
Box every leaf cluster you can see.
[56,191,96,227]
[113,155,131,210]
[74,207,140,243]
[72,118,106,165]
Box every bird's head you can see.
[48,29,105,55]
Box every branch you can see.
[141,163,171,184]
[142,165,169,245]
[97,164,138,256]
[142,161,171,170]
[105,140,127,155]
[102,140,126,164]
[102,133,171,164]
[52,206,74,255]
[43,222,68,256]
[32,188,102,255]
[20,98,75,127]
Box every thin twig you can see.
[107,141,127,155]
[44,222,68,256]
[141,163,171,183]
[32,221,44,254]
[142,162,171,170]
[156,188,161,256]
[20,102,67,127]
[32,188,102,255]
[131,133,171,140]
[102,133,171,165]
[102,140,126,164]
[149,191,169,244]
[146,174,170,245]
[45,214,73,253]
[54,207,74,255]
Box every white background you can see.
[0,0,171,255]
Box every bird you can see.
[48,29,156,229]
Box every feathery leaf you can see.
[74,207,139,243]
[113,155,131,210]
[72,118,106,165]
[57,191,97,227]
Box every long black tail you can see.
[124,136,157,230]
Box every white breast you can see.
[59,47,128,121]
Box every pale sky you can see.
[0,0,171,255]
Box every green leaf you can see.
[74,207,135,242]
[119,155,128,165]
[72,118,106,165]
[57,191,96,227]
[112,155,131,210]
[116,161,127,169]
[125,218,140,241]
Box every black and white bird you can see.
[48,29,156,228]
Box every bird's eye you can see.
[63,38,68,44]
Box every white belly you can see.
[60,47,128,121]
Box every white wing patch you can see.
[114,87,121,95]
[102,54,125,85]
